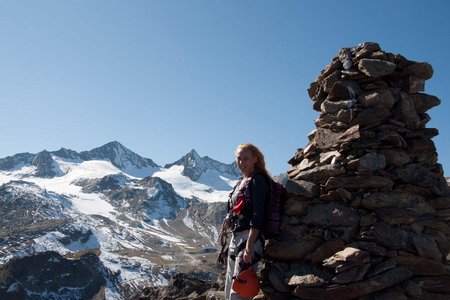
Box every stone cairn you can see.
[261,42,450,300]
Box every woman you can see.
[224,143,270,300]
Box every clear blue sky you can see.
[1,0,450,176]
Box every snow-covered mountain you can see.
[0,142,240,299]
[79,141,160,175]
[165,149,240,182]
[0,141,160,179]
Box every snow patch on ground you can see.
[153,166,234,203]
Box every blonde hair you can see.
[235,143,271,178]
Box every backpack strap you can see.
[227,177,243,212]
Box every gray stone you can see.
[402,280,422,298]
[403,62,433,79]
[317,58,343,82]
[325,176,393,191]
[338,48,353,70]
[398,93,420,129]
[358,89,397,109]
[309,238,346,264]
[322,70,341,92]
[373,287,407,300]
[407,76,426,93]
[303,140,319,158]
[395,163,433,187]
[338,124,361,143]
[380,149,410,167]
[264,237,323,262]
[359,213,378,227]
[297,157,315,171]
[405,127,439,139]
[315,114,336,128]
[286,274,326,287]
[321,99,357,114]
[350,242,388,257]
[361,222,413,252]
[336,109,353,124]
[362,191,435,215]
[368,259,397,277]
[314,128,345,149]
[284,196,312,216]
[268,264,292,293]
[295,164,345,184]
[409,93,441,114]
[375,208,416,225]
[414,275,450,293]
[329,81,364,100]
[377,130,408,148]
[352,105,392,127]
[353,152,386,171]
[407,138,436,154]
[393,255,447,276]
[355,42,381,59]
[332,263,371,284]
[303,203,359,227]
[319,150,341,164]
[285,179,319,198]
[323,247,371,272]
[357,58,397,78]
[292,267,413,300]
[411,235,443,261]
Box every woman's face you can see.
[236,148,257,176]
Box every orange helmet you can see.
[232,269,260,298]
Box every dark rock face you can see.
[32,150,61,178]
[106,176,188,222]
[263,42,450,299]
[52,147,82,160]
[75,175,190,222]
[0,181,71,254]
[0,251,106,300]
[79,141,159,170]
[0,153,34,171]
[77,173,130,193]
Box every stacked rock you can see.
[261,42,450,300]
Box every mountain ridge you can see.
[0,141,239,181]
[0,141,240,299]
[164,148,240,181]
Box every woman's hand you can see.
[243,248,254,264]
[243,227,259,265]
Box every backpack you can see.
[244,173,287,239]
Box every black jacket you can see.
[229,173,269,231]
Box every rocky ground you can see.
[129,272,225,300]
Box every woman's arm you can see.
[243,175,268,264]
[243,227,260,264]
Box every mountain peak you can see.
[92,141,128,153]
[80,141,160,172]
[32,150,62,178]
[52,148,80,160]
[187,149,199,156]
[164,150,240,181]
[103,141,125,149]
[186,149,203,165]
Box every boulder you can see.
[357,58,397,78]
